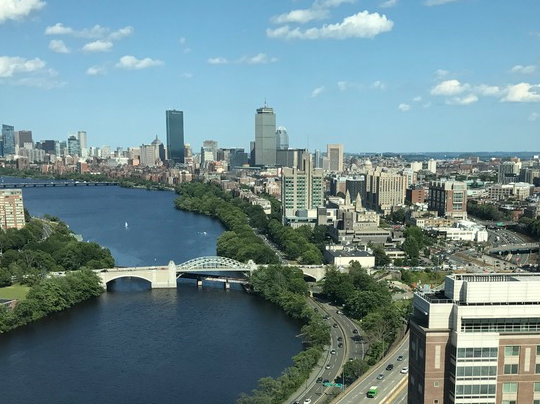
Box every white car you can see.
[304,399,312,404]
[400,366,409,374]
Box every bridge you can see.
[0,181,118,188]
[488,243,539,255]
[95,256,328,289]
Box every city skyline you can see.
[1,0,540,152]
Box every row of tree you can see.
[0,219,115,288]
[467,200,509,222]
[322,263,406,364]
[237,265,330,404]
[518,217,540,240]
[0,270,103,333]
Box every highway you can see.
[290,300,366,404]
[332,335,409,404]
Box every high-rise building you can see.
[67,135,80,156]
[428,180,468,220]
[281,154,324,225]
[276,126,289,150]
[428,159,437,174]
[151,136,165,162]
[166,110,184,165]
[255,105,277,166]
[365,169,407,214]
[229,148,249,169]
[499,161,521,184]
[2,124,15,156]
[202,140,218,160]
[276,148,308,169]
[410,161,423,172]
[15,130,33,148]
[0,189,25,230]
[327,144,344,172]
[409,273,540,404]
[140,143,159,167]
[346,176,366,202]
[314,150,322,169]
[184,143,192,159]
[78,130,88,158]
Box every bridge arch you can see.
[102,274,153,288]
[176,256,255,273]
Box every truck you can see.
[367,386,379,398]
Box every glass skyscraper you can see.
[166,110,184,165]
[1,124,15,156]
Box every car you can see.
[330,350,336,355]
[348,357,354,362]
[337,336,343,342]
[323,315,330,319]
[323,379,330,384]
[337,310,343,314]
[338,343,343,348]
[400,366,409,374]
[303,399,312,404]
[352,329,358,334]
[333,323,338,328]
[397,355,404,361]
[293,401,300,404]
[376,373,384,380]
[386,364,394,371]
[316,377,323,383]
[325,364,331,369]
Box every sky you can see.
[1,0,540,153]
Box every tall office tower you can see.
[346,176,366,202]
[140,143,160,167]
[101,145,111,159]
[410,161,423,172]
[428,180,467,220]
[77,131,88,158]
[314,150,322,169]
[276,126,289,150]
[229,148,249,168]
[254,105,277,166]
[152,136,165,162]
[409,273,540,404]
[365,168,407,214]
[281,154,324,224]
[250,141,256,166]
[428,159,437,174]
[15,130,33,148]
[202,140,218,160]
[276,148,308,169]
[498,161,521,184]
[67,135,80,156]
[184,143,192,159]
[2,124,15,156]
[166,110,184,165]
[327,144,344,172]
[0,189,26,230]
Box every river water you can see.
[0,179,302,404]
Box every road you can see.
[332,335,409,404]
[291,300,366,404]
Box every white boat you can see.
[125,222,129,229]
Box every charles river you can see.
[0,179,302,404]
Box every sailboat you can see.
[125,222,129,229]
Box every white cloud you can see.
[446,94,478,105]
[207,57,229,65]
[86,66,106,76]
[0,56,45,77]
[434,69,449,78]
[82,40,113,52]
[45,23,133,41]
[116,56,163,70]
[49,39,69,54]
[337,80,362,91]
[267,11,393,40]
[413,96,422,102]
[380,0,398,7]
[431,79,468,96]
[372,80,385,90]
[425,0,462,5]
[0,0,45,24]
[240,53,277,64]
[501,82,540,102]
[311,86,325,97]
[271,8,330,24]
[109,26,133,40]
[528,112,540,122]
[398,103,410,112]
[314,0,356,7]
[473,84,500,96]
[511,64,537,74]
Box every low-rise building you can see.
[324,246,375,268]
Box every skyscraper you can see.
[67,135,80,156]
[327,144,344,172]
[15,130,33,148]
[2,125,15,156]
[166,110,184,165]
[276,126,289,150]
[255,105,277,166]
[78,131,88,157]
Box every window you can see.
[505,346,520,356]
[502,382,518,393]
[434,381,440,388]
[434,401,439,404]
[537,345,540,355]
[503,364,518,374]
[535,382,540,392]
[502,401,516,404]
[536,363,540,374]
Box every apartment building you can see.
[0,189,26,230]
[409,273,540,404]
[428,181,468,220]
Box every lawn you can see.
[0,284,30,300]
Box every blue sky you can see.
[1,0,540,153]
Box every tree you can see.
[371,244,391,267]
[0,268,12,287]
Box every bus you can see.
[367,386,379,398]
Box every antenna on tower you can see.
[264,97,267,107]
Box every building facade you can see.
[2,124,15,156]
[254,105,277,166]
[428,181,468,220]
[409,273,540,404]
[166,109,185,165]
[0,189,26,230]
[327,144,344,172]
[276,126,289,150]
[365,169,407,214]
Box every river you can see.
[0,178,302,404]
